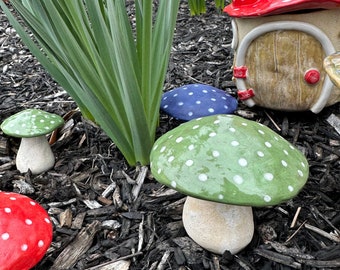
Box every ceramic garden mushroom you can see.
[1,109,64,174]
[0,191,53,270]
[161,84,237,121]
[150,114,309,254]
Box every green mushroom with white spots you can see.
[1,109,64,174]
[150,114,309,255]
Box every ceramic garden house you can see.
[224,0,340,113]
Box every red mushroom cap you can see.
[224,0,340,17]
[0,192,53,270]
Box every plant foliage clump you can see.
[0,0,180,166]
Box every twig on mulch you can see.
[51,220,101,270]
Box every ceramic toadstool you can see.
[1,109,64,174]
[150,114,309,254]
[161,84,238,121]
[0,191,53,270]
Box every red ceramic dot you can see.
[304,69,320,84]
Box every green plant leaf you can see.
[1,0,180,166]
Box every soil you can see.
[0,2,340,270]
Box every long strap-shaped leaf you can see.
[1,0,180,166]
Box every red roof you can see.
[224,0,340,17]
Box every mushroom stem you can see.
[182,196,254,255]
[16,135,55,174]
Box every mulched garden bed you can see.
[0,1,339,269]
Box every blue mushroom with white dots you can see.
[161,84,238,121]
[150,114,309,254]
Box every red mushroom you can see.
[0,192,53,270]
[224,0,340,17]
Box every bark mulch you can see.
[0,2,339,270]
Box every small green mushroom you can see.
[150,114,309,254]
[1,109,64,174]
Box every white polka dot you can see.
[176,137,183,143]
[289,145,295,150]
[218,194,224,200]
[173,93,178,97]
[238,158,247,167]
[38,240,44,248]
[264,173,274,181]
[211,98,216,101]
[231,141,239,146]
[283,150,289,155]
[208,108,214,113]
[9,197,16,201]
[233,175,244,184]
[40,119,45,123]
[25,219,33,225]
[198,174,208,181]
[258,130,265,135]
[188,92,193,95]
[157,168,162,174]
[168,156,175,162]
[188,144,195,151]
[301,162,306,168]
[4,208,11,213]
[30,201,36,206]
[202,90,208,93]
[160,146,166,153]
[214,120,220,124]
[264,195,271,202]
[209,132,216,137]
[196,100,201,104]
[178,102,184,106]
[171,181,177,188]
[257,151,264,157]
[44,218,51,224]
[274,136,279,141]
[21,244,28,251]
[288,186,294,192]
[298,170,303,177]
[185,160,194,166]
[1,233,9,240]
[281,160,288,167]
[212,151,220,157]
[229,127,236,132]
[192,125,199,129]
[241,122,247,126]
[265,142,272,148]
[188,112,193,116]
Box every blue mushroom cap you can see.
[161,84,238,121]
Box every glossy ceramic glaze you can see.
[1,109,64,138]
[150,115,309,207]
[161,84,238,121]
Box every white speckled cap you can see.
[1,109,64,138]
[150,114,309,207]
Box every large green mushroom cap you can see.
[150,115,309,207]
[1,109,64,138]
